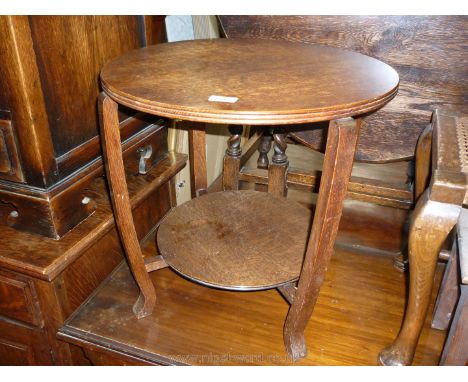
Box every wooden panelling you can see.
[0,130,10,174]
[143,15,167,46]
[0,16,57,187]
[0,338,36,366]
[0,270,42,327]
[0,15,168,237]
[0,119,23,182]
[219,16,468,162]
[0,318,53,365]
[28,16,143,156]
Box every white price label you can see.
[208,95,239,103]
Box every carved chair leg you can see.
[283,118,361,360]
[223,125,243,191]
[98,93,156,318]
[268,129,288,198]
[257,130,273,169]
[379,191,460,365]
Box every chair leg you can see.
[379,190,460,365]
[98,93,156,319]
[283,118,361,360]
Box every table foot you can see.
[132,292,155,319]
[284,329,307,361]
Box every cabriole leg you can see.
[98,93,156,318]
[379,191,460,365]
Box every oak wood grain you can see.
[101,39,399,125]
[218,15,467,162]
[284,118,361,359]
[157,190,310,290]
[99,93,156,318]
[0,16,168,237]
[187,122,208,197]
[99,37,399,360]
[380,109,468,365]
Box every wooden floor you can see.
[59,242,446,365]
[59,144,445,365]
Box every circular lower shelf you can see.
[157,190,311,291]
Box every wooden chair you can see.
[379,109,468,365]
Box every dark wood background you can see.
[219,16,468,162]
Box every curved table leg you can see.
[379,190,460,365]
[99,93,157,318]
[284,118,361,360]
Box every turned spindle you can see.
[223,125,243,191]
[257,130,273,169]
[268,129,288,197]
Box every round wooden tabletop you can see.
[157,190,311,290]
[101,39,399,125]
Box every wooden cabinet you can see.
[0,15,167,238]
[0,149,187,365]
[0,15,189,365]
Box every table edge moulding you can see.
[100,39,399,125]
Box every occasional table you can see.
[98,39,399,360]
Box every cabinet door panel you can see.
[0,319,53,365]
[0,338,36,365]
[0,270,43,327]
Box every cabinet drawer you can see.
[0,270,42,327]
